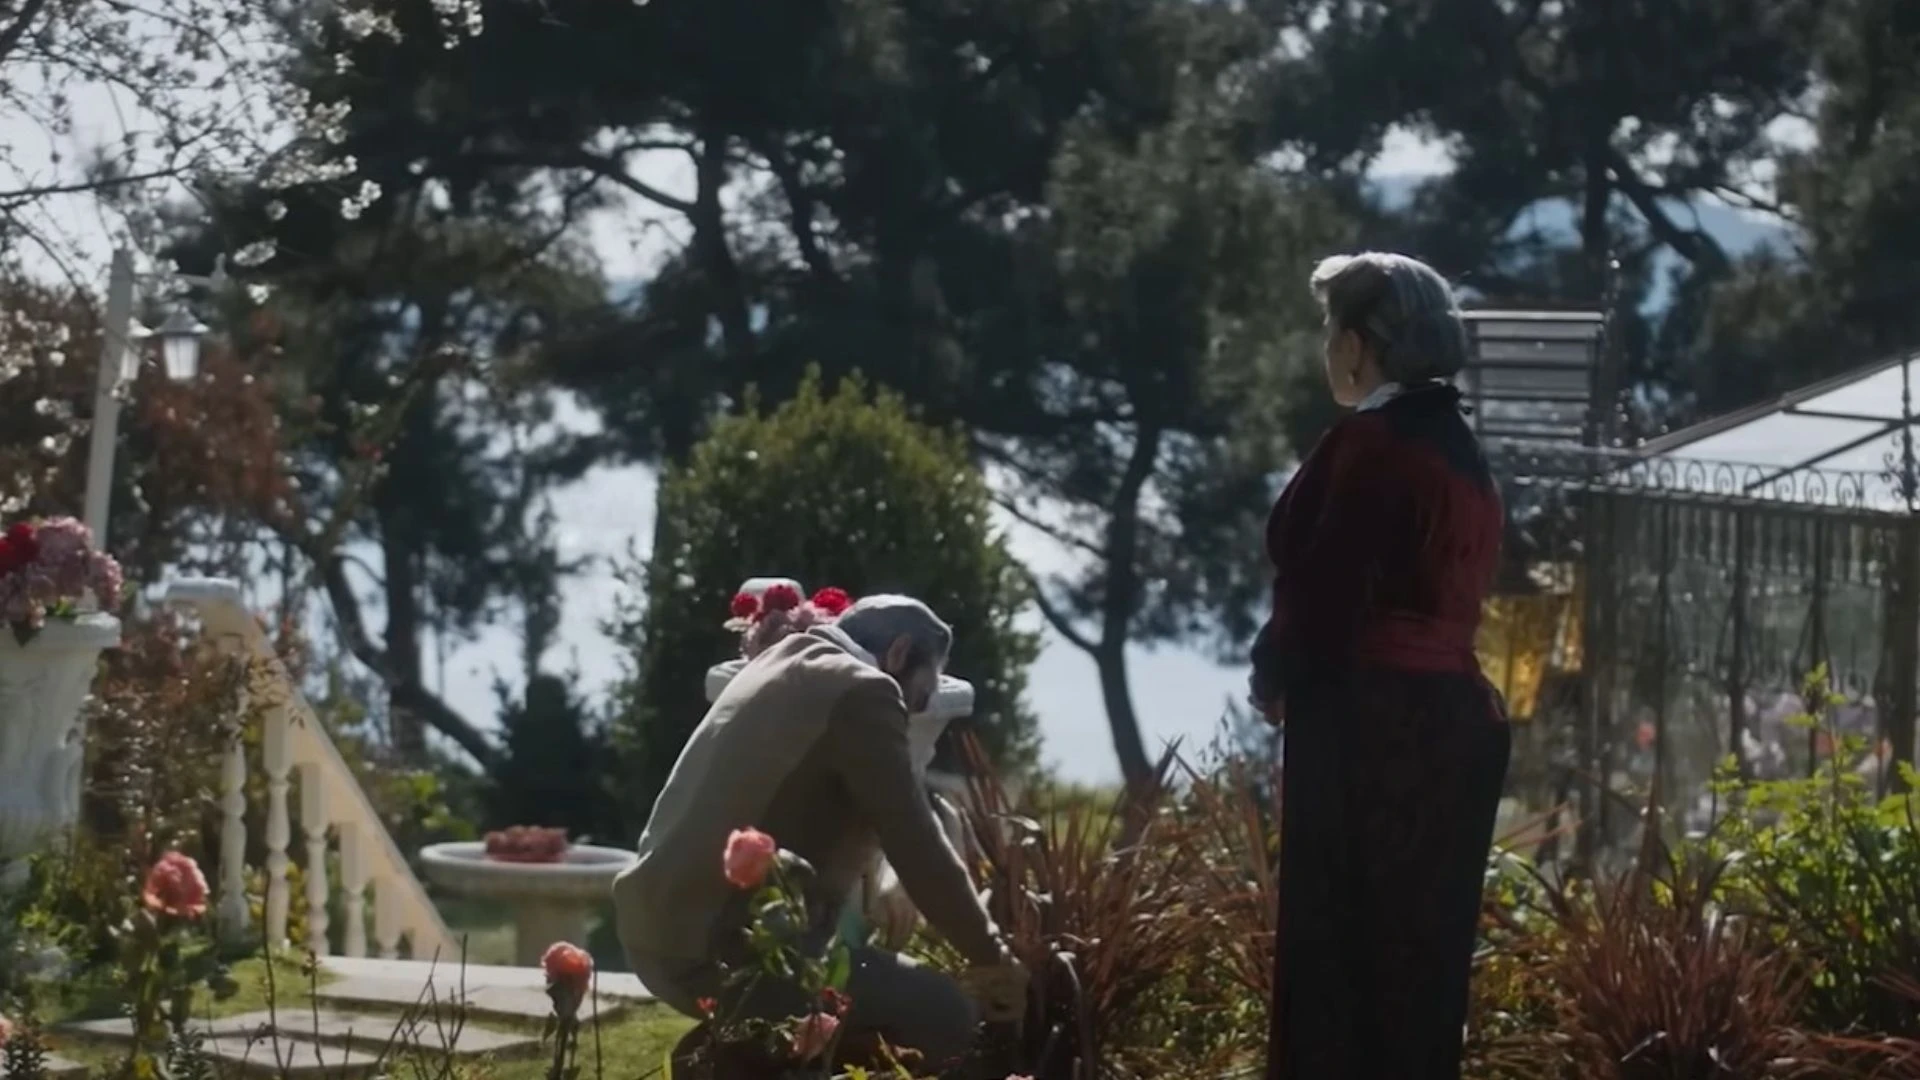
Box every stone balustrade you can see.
[165,578,459,961]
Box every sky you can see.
[8,74,1798,784]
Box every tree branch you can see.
[0,0,48,67]
[754,136,840,289]
[1607,148,1731,274]
[460,148,696,214]
[991,492,1110,561]
[1016,563,1097,654]
[320,552,501,770]
[0,166,183,206]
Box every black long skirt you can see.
[1266,669,1511,1080]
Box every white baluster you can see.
[373,875,401,959]
[297,762,330,955]
[338,821,368,958]
[215,655,250,941]
[262,703,292,950]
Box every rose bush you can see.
[542,941,595,1080]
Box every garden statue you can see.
[0,518,122,893]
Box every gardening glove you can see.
[962,956,1030,1024]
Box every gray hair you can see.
[836,594,953,671]
[1309,252,1470,383]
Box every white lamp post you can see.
[83,248,219,543]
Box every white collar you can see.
[808,624,878,668]
[1355,381,1404,413]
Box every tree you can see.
[989,104,1346,787]
[171,156,608,769]
[614,372,1041,822]
[276,0,1352,785]
[1263,0,1816,291]
[483,511,621,842]
[1681,0,1920,413]
[0,0,458,275]
[0,270,287,581]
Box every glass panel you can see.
[1473,340,1597,366]
[1468,318,1606,341]
[1674,413,1885,469]
[1477,366,1591,395]
[1794,364,1916,422]
[1808,426,1919,476]
[1482,399,1587,425]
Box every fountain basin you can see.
[420,842,637,966]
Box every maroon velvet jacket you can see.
[1249,383,1502,703]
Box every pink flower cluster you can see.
[725,585,854,660]
[0,517,123,637]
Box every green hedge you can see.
[613,370,1041,825]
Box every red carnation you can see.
[810,587,852,617]
[762,583,802,612]
[730,592,760,619]
[0,522,37,574]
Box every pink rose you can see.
[790,1011,840,1061]
[0,1012,13,1048]
[141,851,209,919]
[722,828,778,890]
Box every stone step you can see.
[54,1020,386,1079]
[313,976,633,1023]
[58,1009,539,1076]
[208,1009,538,1057]
[44,1054,87,1079]
[316,956,653,1001]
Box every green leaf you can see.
[825,941,852,991]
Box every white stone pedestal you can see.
[418,842,638,968]
[0,613,120,892]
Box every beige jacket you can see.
[613,628,1003,967]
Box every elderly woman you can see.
[1250,252,1511,1080]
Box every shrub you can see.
[1714,671,1920,1038]
[482,673,622,845]
[956,738,1210,1079]
[614,370,1041,823]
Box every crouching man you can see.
[613,595,1027,1074]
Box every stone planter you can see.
[0,613,120,891]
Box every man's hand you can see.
[870,880,922,950]
[962,955,1030,1024]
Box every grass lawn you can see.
[40,955,693,1080]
